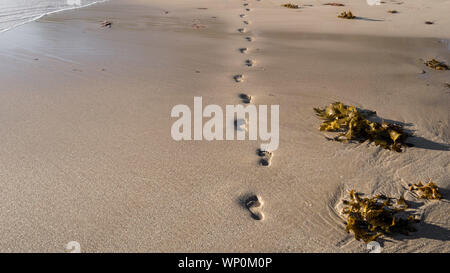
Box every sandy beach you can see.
[0,0,448,252]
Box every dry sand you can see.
[0,0,448,252]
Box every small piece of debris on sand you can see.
[281,3,299,9]
[338,10,355,19]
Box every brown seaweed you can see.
[342,190,417,243]
[425,59,449,71]
[338,10,355,19]
[281,3,299,9]
[409,180,442,200]
[314,102,408,152]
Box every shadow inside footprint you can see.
[257,148,273,166]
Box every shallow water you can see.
[0,0,104,32]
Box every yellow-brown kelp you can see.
[342,190,417,243]
[281,3,299,9]
[409,181,442,200]
[314,102,408,152]
[425,59,449,70]
[338,10,356,19]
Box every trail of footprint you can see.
[234,74,244,82]
[257,149,273,167]
[239,93,253,104]
[245,195,265,220]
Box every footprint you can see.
[234,74,244,82]
[243,20,250,25]
[245,8,251,12]
[245,36,253,42]
[243,3,249,6]
[245,195,265,220]
[239,93,253,104]
[239,47,248,54]
[234,118,248,131]
[257,149,273,166]
[245,59,254,67]
[238,28,246,33]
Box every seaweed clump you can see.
[314,102,408,152]
[409,181,442,200]
[424,59,449,71]
[101,20,112,28]
[338,10,355,19]
[282,3,299,9]
[342,190,417,243]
